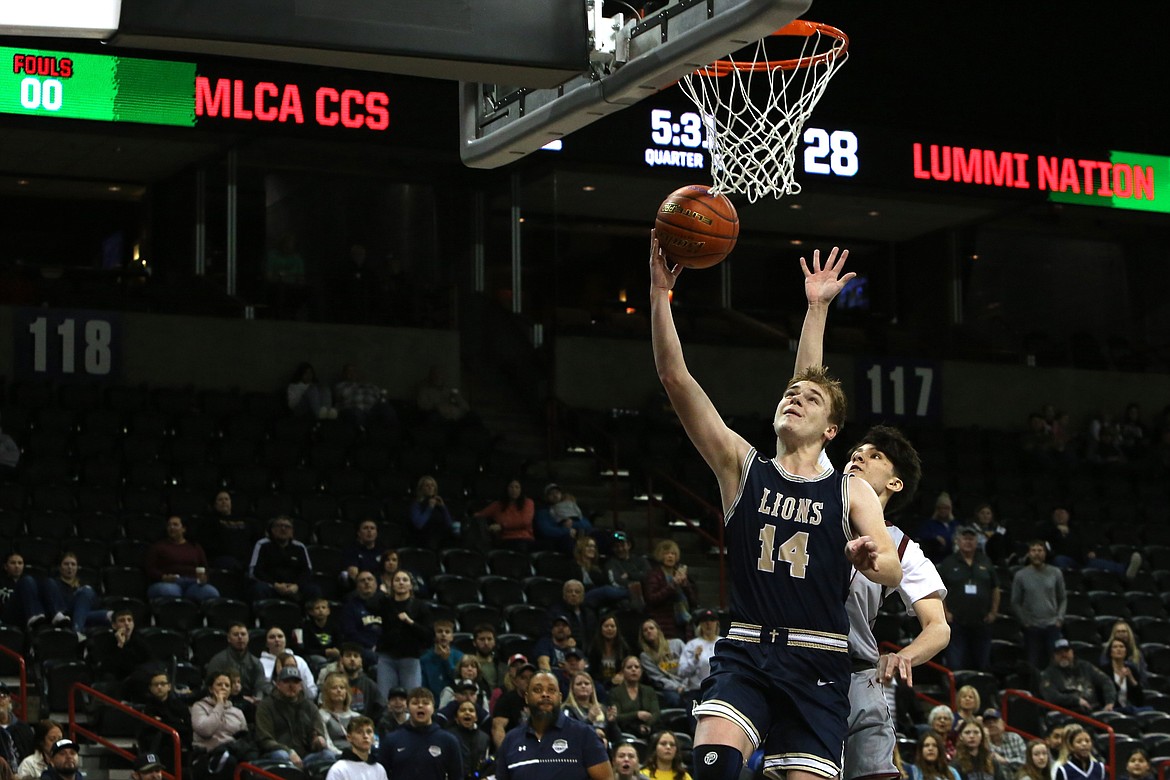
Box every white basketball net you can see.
[679,21,849,203]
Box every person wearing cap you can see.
[40,740,83,780]
[254,666,335,771]
[534,483,594,555]
[983,709,1026,774]
[1011,540,1067,671]
[491,660,537,749]
[1039,640,1115,715]
[534,611,579,673]
[496,671,612,780]
[937,526,1000,671]
[679,609,720,692]
[436,678,489,729]
[377,688,462,780]
[0,682,34,773]
[130,754,164,780]
[377,688,410,736]
[603,532,648,612]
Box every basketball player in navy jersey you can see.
[794,249,951,780]
[648,232,902,780]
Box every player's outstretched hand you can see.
[650,230,683,292]
[878,651,915,687]
[800,246,854,307]
[845,535,879,572]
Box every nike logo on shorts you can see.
[817,679,833,686]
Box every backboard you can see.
[460,0,812,169]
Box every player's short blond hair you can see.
[788,365,847,431]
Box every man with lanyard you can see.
[793,247,951,780]
[650,233,901,780]
[495,671,613,780]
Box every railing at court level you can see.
[1001,689,1116,780]
[0,643,28,720]
[69,682,182,780]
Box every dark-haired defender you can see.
[650,233,901,780]
[794,250,950,780]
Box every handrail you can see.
[69,682,182,780]
[646,472,727,608]
[1001,689,1115,780]
[0,643,28,720]
[236,763,290,780]
[878,641,956,709]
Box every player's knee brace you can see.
[693,744,745,780]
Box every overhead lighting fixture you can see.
[867,210,880,217]
[108,185,122,192]
[789,239,803,246]
[788,203,802,210]
[581,185,596,192]
[17,179,29,185]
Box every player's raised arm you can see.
[845,478,901,587]
[793,246,854,375]
[649,230,749,505]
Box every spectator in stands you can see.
[377,687,462,780]
[611,741,641,780]
[610,656,659,739]
[641,731,691,780]
[39,739,83,780]
[572,538,626,611]
[374,571,432,700]
[1100,637,1151,714]
[325,717,385,780]
[953,720,1001,780]
[409,477,456,552]
[476,479,535,553]
[0,685,33,774]
[315,643,385,723]
[130,752,165,780]
[15,721,64,780]
[1018,741,1051,780]
[378,688,410,736]
[918,492,959,562]
[547,580,598,652]
[301,598,343,670]
[436,676,489,729]
[340,572,383,669]
[1053,725,1105,780]
[1044,726,1066,764]
[318,672,359,754]
[970,503,1012,564]
[376,549,426,599]
[342,520,388,588]
[534,612,579,673]
[469,625,503,692]
[982,709,1026,775]
[588,613,633,690]
[678,608,719,694]
[203,491,259,572]
[1011,541,1067,670]
[925,705,957,762]
[1120,749,1155,780]
[954,685,981,730]
[249,516,319,602]
[334,364,397,430]
[907,733,960,780]
[563,672,620,747]
[260,629,318,701]
[1119,403,1148,459]
[207,622,269,701]
[255,666,335,772]
[490,660,535,749]
[138,670,193,768]
[145,516,220,604]
[445,700,491,779]
[420,619,464,700]
[1040,639,1115,715]
[190,672,248,755]
[438,658,490,713]
[1,552,56,630]
[1099,620,1148,682]
[554,647,590,700]
[937,527,1000,671]
[0,418,19,480]
[603,532,647,611]
[1044,506,1142,581]
[97,608,153,694]
[288,362,337,420]
[43,551,108,631]
[535,483,594,554]
[416,366,472,425]
[643,540,697,641]
[638,619,688,709]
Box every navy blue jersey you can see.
[724,448,853,636]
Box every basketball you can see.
[654,184,739,269]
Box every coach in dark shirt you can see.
[496,671,612,780]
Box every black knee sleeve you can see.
[693,744,745,780]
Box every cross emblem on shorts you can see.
[769,629,779,642]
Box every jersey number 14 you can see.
[757,526,809,578]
